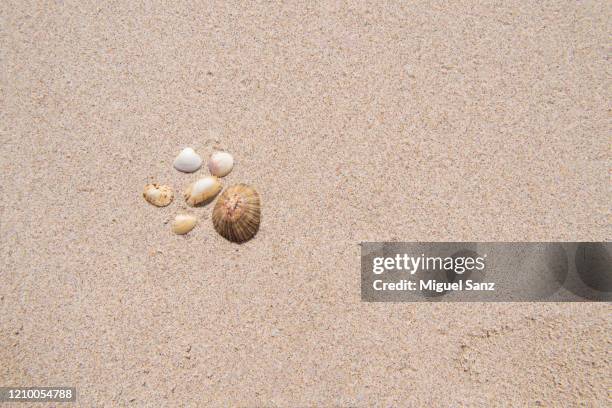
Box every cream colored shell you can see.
[172,214,197,235]
[143,184,174,207]
[184,176,222,206]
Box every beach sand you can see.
[1,1,610,405]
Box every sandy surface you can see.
[1,1,610,406]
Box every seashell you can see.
[184,176,222,206]
[212,184,260,243]
[143,184,174,207]
[172,214,197,235]
[173,147,202,173]
[208,151,234,177]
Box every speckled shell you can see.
[143,184,174,207]
[172,214,197,235]
[212,184,260,243]
[184,176,222,206]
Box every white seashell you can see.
[173,147,202,173]
[143,184,174,207]
[208,151,234,177]
[184,176,222,206]
[172,214,197,235]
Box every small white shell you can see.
[173,147,203,173]
[208,151,234,177]
[172,214,197,235]
[184,176,222,206]
[143,184,174,207]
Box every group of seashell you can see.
[143,147,261,243]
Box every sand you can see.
[1,1,610,406]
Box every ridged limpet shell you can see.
[143,184,174,207]
[212,184,260,243]
[208,151,234,177]
[184,176,222,206]
[172,214,197,235]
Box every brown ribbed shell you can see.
[212,184,260,243]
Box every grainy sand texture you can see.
[1,1,610,406]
